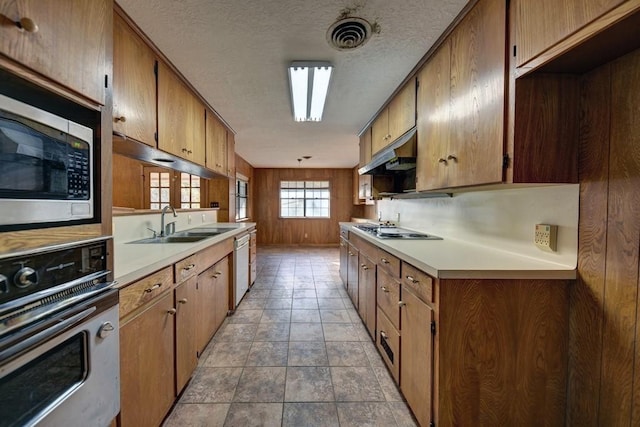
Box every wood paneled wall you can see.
[113,153,144,209]
[254,168,355,245]
[569,47,640,425]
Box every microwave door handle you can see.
[0,306,96,363]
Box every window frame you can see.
[279,180,331,219]
[235,177,249,221]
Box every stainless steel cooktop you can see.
[354,224,442,240]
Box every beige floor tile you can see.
[284,367,334,402]
[282,402,339,427]
[223,403,282,427]
[163,403,230,427]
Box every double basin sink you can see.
[129,228,229,244]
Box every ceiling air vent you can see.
[326,17,372,51]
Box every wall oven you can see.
[0,93,94,230]
[0,239,119,427]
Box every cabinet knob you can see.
[178,298,188,304]
[380,330,388,339]
[398,301,406,307]
[115,116,126,123]
[167,308,177,315]
[182,148,188,153]
[17,17,38,33]
[362,265,369,271]
[447,154,458,162]
[380,286,389,293]
[183,263,196,271]
[438,158,448,165]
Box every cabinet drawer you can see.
[340,227,349,240]
[401,263,434,305]
[377,268,400,329]
[119,266,173,319]
[175,254,198,283]
[376,307,400,383]
[196,238,233,274]
[377,249,400,278]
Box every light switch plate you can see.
[535,224,557,252]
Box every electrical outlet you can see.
[188,214,192,224]
[535,224,557,252]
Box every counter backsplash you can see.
[113,210,219,244]
[375,184,579,268]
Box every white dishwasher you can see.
[233,233,251,307]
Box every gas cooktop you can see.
[354,224,442,240]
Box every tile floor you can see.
[163,246,417,427]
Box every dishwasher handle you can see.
[235,234,251,249]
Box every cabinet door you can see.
[213,256,230,331]
[197,268,217,353]
[175,276,198,394]
[206,110,228,175]
[416,40,451,191]
[371,108,390,155]
[448,0,505,188]
[120,292,175,427]
[359,127,372,166]
[359,254,376,338]
[347,243,359,308]
[513,0,626,67]
[388,78,416,142]
[0,0,108,104]
[158,61,205,165]
[339,237,348,286]
[400,284,434,427]
[227,132,236,177]
[113,13,156,146]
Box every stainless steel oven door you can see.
[0,290,119,427]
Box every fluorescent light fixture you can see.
[288,61,333,122]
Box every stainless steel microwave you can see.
[0,93,94,229]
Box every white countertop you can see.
[114,222,256,287]
[341,223,576,280]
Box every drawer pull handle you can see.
[380,258,389,264]
[183,263,196,271]
[438,158,448,165]
[115,115,126,123]
[144,283,162,293]
[380,286,389,293]
[167,308,177,315]
[380,331,388,339]
[362,266,369,271]
[447,154,458,162]
[178,298,188,304]
[348,252,355,256]
[211,271,222,278]
[406,275,418,284]
[398,301,406,307]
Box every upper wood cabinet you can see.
[359,126,372,167]
[416,0,505,191]
[113,13,156,146]
[205,110,228,175]
[157,61,206,165]
[354,129,373,205]
[0,0,109,104]
[227,132,236,177]
[512,0,627,68]
[371,79,416,155]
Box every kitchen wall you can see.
[375,184,579,267]
[254,168,358,245]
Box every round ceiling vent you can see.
[326,17,372,51]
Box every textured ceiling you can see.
[117,0,468,168]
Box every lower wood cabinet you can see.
[175,276,199,394]
[358,253,376,338]
[119,292,175,427]
[197,256,230,354]
[400,283,434,427]
[339,236,348,286]
[339,227,570,426]
[346,242,359,308]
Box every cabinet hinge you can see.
[513,45,517,57]
[430,422,435,427]
[154,60,158,76]
[431,321,436,335]
[104,74,108,88]
[154,132,158,142]
[503,154,510,169]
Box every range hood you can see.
[358,127,417,176]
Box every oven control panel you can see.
[0,241,107,306]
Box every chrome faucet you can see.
[160,205,177,237]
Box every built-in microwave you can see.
[0,93,94,230]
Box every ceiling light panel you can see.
[288,61,333,122]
